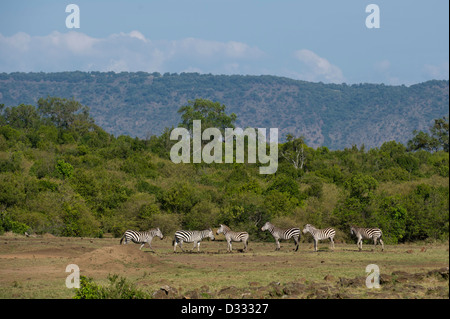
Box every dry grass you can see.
[0,233,448,299]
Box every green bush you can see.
[74,274,150,299]
[56,159,74,179]
[0,211,30,235]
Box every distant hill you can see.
[0,72,448,149]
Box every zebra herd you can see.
[120,223,385,253]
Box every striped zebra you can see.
[261,222,301,251]
[119,228,164,250]
[302,224,336,252]
[173,229,215,252]
[216,224,249,252]
[350,226,384,251]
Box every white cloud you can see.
[423,62,449,79]
[0,31,264,74]
[0,32,31,52]
[293,49,344,83]
[128,30,148,43]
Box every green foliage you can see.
[37,96,92,130]
[73,274,150,299]
[61,201,100,237]
[344,173,378,200]
[0,96,448,243]
[372,196,407,244]
[0,211,30,235]
[56,159,74,179]
[178,98,237,134]
[408,116,449,152]
[264,190,299,218]
[266,174,300,199]
[160,182,200,214]
[183,200,219,229]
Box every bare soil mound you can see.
[74,244,160,272]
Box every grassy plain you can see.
[0,232,448,299]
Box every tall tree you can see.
[37,96,92,130]
[280,134,307,169]
[177,99,237,134]
[408,116,449,152]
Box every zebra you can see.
[350,226,384,251]
[216,224,249,252]
[302,224,336,252]
[119,228,164,250]
[173,229,215,252]
[261,221,301,251]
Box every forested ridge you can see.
[0,72,448,150]
[0,97,448,244]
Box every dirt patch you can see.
[1,246,93,259]
[74,245,160,272]
[153,267,450,299]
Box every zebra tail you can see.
[119,235,124,245]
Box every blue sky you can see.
[0,0,448,84]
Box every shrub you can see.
[56,159,74,179]
[74,274,150,299]
[0,211,30,235]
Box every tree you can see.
[56,159,74,179]
[177,99,237,134]
[280,134,307,170]
[3,104,41,130]
[344,173,378,200]
[408,116,449,152]
[37,96,93,130]
[430,116,449,152]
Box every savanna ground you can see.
[0,232,448,299]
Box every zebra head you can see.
[216,224,224,235]
[261,222,272,231]
[350,226,356,236]
[302,224,312,234]
[155,227,164,240]
[207,228,215,241]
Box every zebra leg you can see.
[314,239,318,252]
[275,238,280,251]
[330,237,335,250]
[357,237,362,251]
[229,241,233,252]
[244,239,248,252]
[176,240,185,252]
[139,243,145,250]
[379,238,384,251]
[293,236,299,252]
[192,241,200,252]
